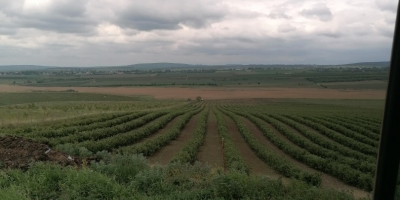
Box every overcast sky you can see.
[0,0,398,66]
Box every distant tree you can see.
[187,98,192,101]
[196,96,202,102]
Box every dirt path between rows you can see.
[197,108,223,168]
[0,85,385,100]
[135,115,182,144]
[239,116,369,199]
[224,115,284,180]
[147,113,201,165]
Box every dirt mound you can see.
[0,136,80,170]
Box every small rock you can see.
[45,149,51,154]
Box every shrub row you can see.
[270,114,375,163]
[303,116,379,148]
[219,108,322,187]
[326,115,381,135]
[286,115,378,157]
[355,115,382,125]
[50,111,169,145]
[14,112,132,136]
[255,114,375,175]
[78,107,200,152]
[36,112,148,138]
[214,109,249,174]
[170,108,209,163]
[235,111,374,191]
[117,107,203,155]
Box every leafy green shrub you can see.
[0,186,28,200]
[60,168,122,200]
[91,154,149,184]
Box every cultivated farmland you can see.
[0,94,383,199]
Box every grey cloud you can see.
[300,3,333,22]
[278,24,296,33]
[114,1,227,31]
[1,0,96,34]
[319,32,341,38]
[269,12,291,19]
[376,0,398,13]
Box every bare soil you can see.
[0,85,385,100]
[239,117,369,199]
[224,115,285,180]
[197,108,223,168]
[147,113,201,165]
[135,115,182,144]
[0,136,80,170]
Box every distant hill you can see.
[0,65,53,72]
[0,61,391,72]
[343,62,390,67]
[110,63,200,70]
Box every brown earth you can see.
[239,116,370,199]
[0,85,385,100]
[0,136,81,170]
[132,114,182,145]
[147,113,201,165]
[224,115,286,180]
[197,108,223,168]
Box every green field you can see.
[0,91,385,199]
[0,66,389,90]
[0,64,391,199]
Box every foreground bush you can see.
[0,154,364,200]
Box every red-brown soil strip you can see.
[147,113,201,165]
[197,108,223,168]
[224,115,284,180]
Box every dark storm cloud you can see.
[300,3,333,22]
[1,0,96,34]
[113,1,227,31]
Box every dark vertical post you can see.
[222,137,226,173]
[373,2,400,199]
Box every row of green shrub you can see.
[214,109,249,174]
[303,116,378,148]
[315,115,379,140]
[118,106,204,155]
[78,106,200,152]
[51,111,168,145]
[171,108,209,163]
[221,106,375,162]
[262,114,375,174]
[219,108,322,186]
[248,113,374,190]
[270,114,376,167]
[9,112,131,136]
[327,115,381,134]
[38,112,147,138]
[286,116,377,157]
